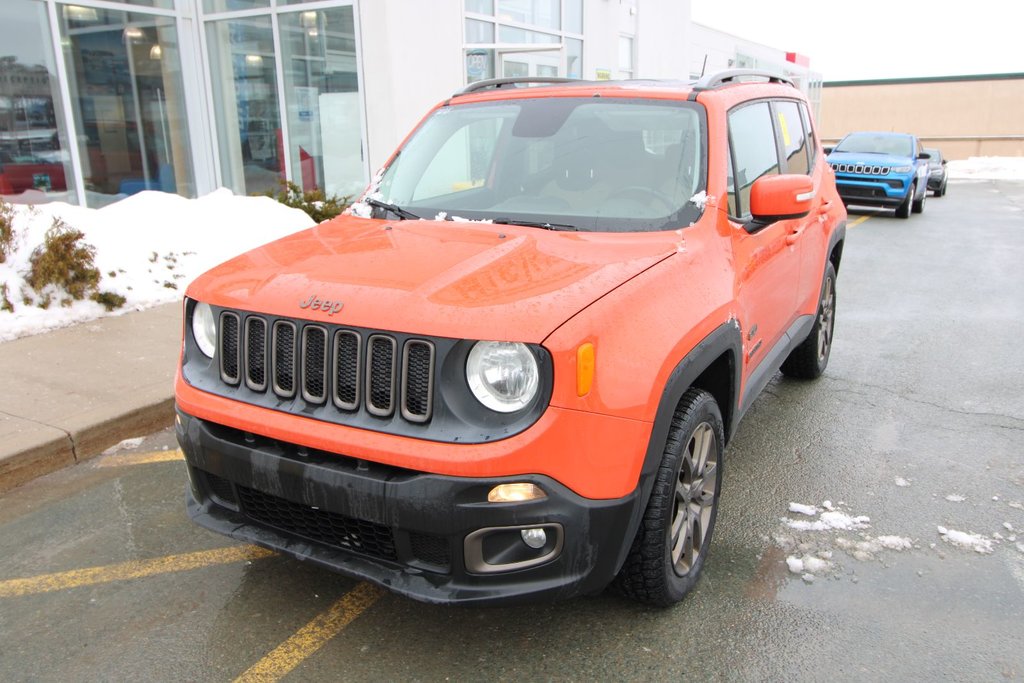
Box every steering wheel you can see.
[604,186,677,214]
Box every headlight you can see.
[890,165,913,173]
[191,301,217,358]
[466,341,539,413]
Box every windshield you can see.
[375,97,706,232]
[834,132,913,157]
[924,148,941,165]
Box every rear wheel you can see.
[615,389,724,607]
[781,262,837,379]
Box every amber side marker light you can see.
[577,342,595,397]
[488,483,547,503]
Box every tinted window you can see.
[799,103,817,168]
[378,98,707,232]
[774,100,809,175]
[728,101,779,217]
[834,132,913,157]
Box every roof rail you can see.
[453,76,578,97]
[692,69,795,92]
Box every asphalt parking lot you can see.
[1,179,1022,681]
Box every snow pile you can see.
[937,526,994,554]
[947,156,1024,180]
[782,509,871,532]
[0,189,314,342]
[788,502,818,516]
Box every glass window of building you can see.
[465,0,494,15]
[204,0,270,13]
[618,36,634,79]
[0,0,77,204]
[59,6,195,207]
[497,0,560,30]
[205,16,283,197]
[279,7,365,198]
[464,1,583,84]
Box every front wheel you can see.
[781,262,837,379]
[895,185,913,218]
[615,388,724,606]
[912,184,926,213]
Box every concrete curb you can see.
[0,302,181,493]
[0,398,175,494]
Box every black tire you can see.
[895,186,913,218]
[912,183,926,213]
[614,389,724,607]
[781,262,837,379]
[939,179,948,197]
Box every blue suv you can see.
[827,132,931,219]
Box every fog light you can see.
[488,482,546,503]
[521,528,547,549]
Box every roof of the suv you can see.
[449,69,798,104]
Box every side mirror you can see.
[823,146,834,155]
[917,152,931,160]
[747,174,814,231]
[941,159,948,165]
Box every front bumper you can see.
[176,409,642,605]
[834,173,912,207]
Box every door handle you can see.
[818,200,833,215]
[786,227,804,246]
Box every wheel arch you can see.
[610,320,742,576]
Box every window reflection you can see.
[279,7,366,198]
[0,0,76,204]
[60,7,194,206]
[206,17,283,196]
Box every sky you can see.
[689,0,1024,81]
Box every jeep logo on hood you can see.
[299,294,344,316]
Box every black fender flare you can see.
[610,320,743,574]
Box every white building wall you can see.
[635,1,690,79]
[358,0,464,173]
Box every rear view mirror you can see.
[747,174,814,231]
[823,146,834,155]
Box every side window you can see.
[727,101,780,218]
[412,119,503,201]
[774,100,809,175]
[799,103,818,169]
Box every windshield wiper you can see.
[365,197,420,221]
[493,218,577,231]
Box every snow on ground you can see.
[0,189,315,342]
[945,494,966,503]
[947,156,1024,180]
[788,502,818,516]
[894,477,911,487]
[774,496,1020,583]
[937,526,995,554]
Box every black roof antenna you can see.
[700,55,708,78]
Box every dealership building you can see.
[0,0,820,208]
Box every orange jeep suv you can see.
[175,70,847,606]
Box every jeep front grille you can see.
[830,162,891,176]
[219,312,435,424]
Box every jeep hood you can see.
[828,151,914,166]
[187,216,678,342]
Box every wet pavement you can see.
[1,180,1023,681]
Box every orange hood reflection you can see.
[186,216,678,342]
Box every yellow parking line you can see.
[235,582,384,682]
[0,545,274,598]
[95,449,185,467]
[848,214,871,228]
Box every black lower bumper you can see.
[175,408,642,605]
[836,185,906,207]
